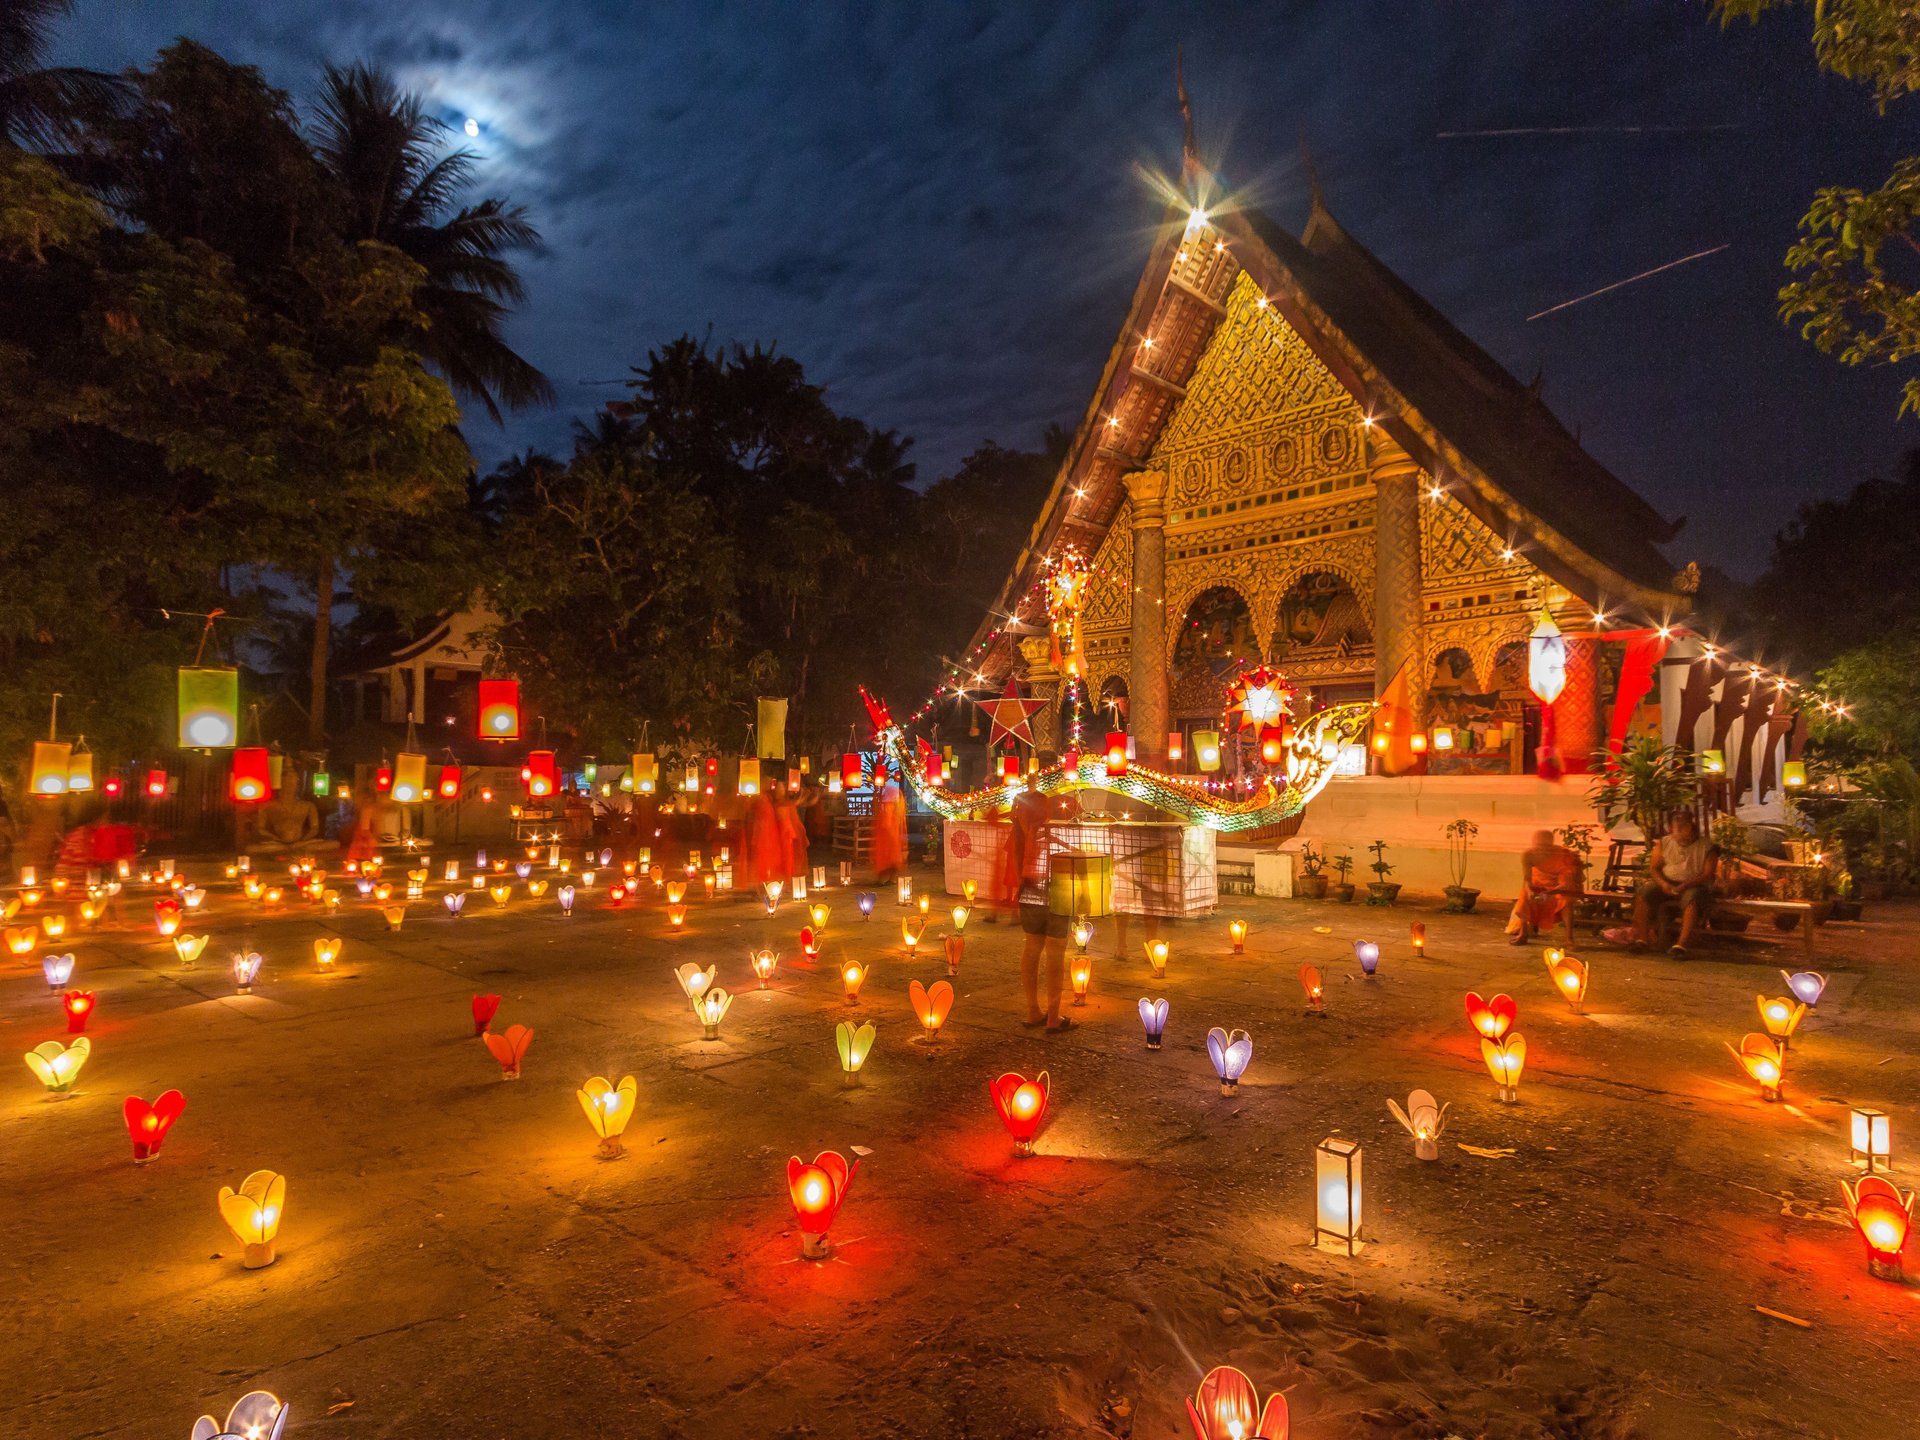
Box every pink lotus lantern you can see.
[1186,1364,1288,1440]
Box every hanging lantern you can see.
[788,1150,860,1258]
[1299,964,1324,1013]
[1783,760,1808,789]
[1465,990,1516,1040]
[478,679,520,740]
[1258,725,1285,765]
[1224,663,1292,734]
[630,752,657,794]
[124,1089,187,1163]
[1431,725,1456,752]
[1528,611,1568,780]
[910,978,954,1043]
[1482,1033,1527,1102]
[841,752,864,791]
[1139,996,1169,1049]
[436,765,463,800]
[64,742,93,793]
[484,1023,534,1079]
[1544,951,1590,1012]
[1185,1365,1289,1440]
[1852,1108,1893,1173]
[738,758,761,796]
[1387,1089,1450,1161]
[578,1075,638,1158]
[1206,1027,1253,1096]
[1104,732,1128,776]
[1314,1138,1365,1255]
[1728,1033,1785,1101]
[990,1070,1050,1157]
[144,767,169,798]
[230,748,271,803]
[999,754,1020,781]
[1194,730,1222,772]
[1167,731,1185,765]
[390,752,427,803]
[217,1169,286,1268]
[29,741,71,796]
[836,1019,875,1085]
[177,666,240,748]
[310,769,331,798]
[1842,1176,1915,1280]
[525,750,556,798]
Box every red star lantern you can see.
[978,678,1046,750]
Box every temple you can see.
[960,184,1792,888]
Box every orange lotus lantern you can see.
[667,903,687,930]
[1728,1033,1785,1101]
[909,978,954,1042]
[788,1150,860,1259]
[484,1023,534,1079]
[903,916,926,957]
[1481,1033,1527,1103]
[1144,938,1169,978]
[153,898,182,937]
[665,880,686,905]
[1843,1175,1915,1280]
[945,933,964,976]
[841,959,867,1003]
[124,1089,186,1163]
[1185,1364,1288,1440]
[1464,990,1515,1041]
[1757,994,1806,1046]
[990,1070,1050,1157]
[1300,963,1325,1014]
[1543,951,1589,1012]
[6,925,35,957]
[1070,956,1091,1005]
[471,993,501,1035]
[1226,918,1247,954]
[313,937,342,973]
[40,912,66,941]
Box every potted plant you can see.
[1296,842,1329,900]
[1590,736,1697,842]
[1442,819,1480,912]
[1330,853,1356,903]
[1365,839,1400,905]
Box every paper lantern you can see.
[1852,1108,1892,1172]
[841,960,868,1003]
[1699,748,1726,776]
[1167,731,1184,764]
[191,1392,288,1440]
[1104,732,1129,776]
[471,993,501,1036]
[1299,963,1324,1013]
[444,891,468,919]
[1411,921,1426,955]
[902,916,926,957]
[914,889,928,915]
[375,763,394,795]
[24,1037,88,1094]
[217,1169,286,1268]
[559,883,575,916]
[1185,1365,1288,1440]
[1544,951,1589,1012]
[436,765,463,800]
[61,989,94,1032]
[229,747,270,803]
[313,937,341,973]
[42,952,74,990]
[523,749,556,798]
[1387,1089,1449,1161]
[64,744,93,793]
[310,769,331,798]
[763,878,784,914]
[1431,725,1455,752]
[799,925,820,959]
[145,767,169,798]
[1757,994,1806,1045]
[945,933,964,975]
[1206,1027,1253,1096]
[1144,938,1169,977]
[738,757,761,796]
[990,1070,1050,1156]
[694,987,733,1039]
[841,752,864,791]
[1258,724,1285,765]
[124,1089,186,1163]
[667,903,687,930]
[1194,730,1222,772]
[1139,996,1169,1049]
[910,978,954,1043]
[177,666,240,748]
[751,947,778,988]
[1072,917,1094,954]
[1842,1175,1915,1280]
[382,903,407,931]
[836,1019,875,1084]
[174,933,208,967]
[896,875,913,906]
[387,752,427,803]
[947,904,969,934]
[1227,919,1247,954]
[1353,939,1380,977]
[1464,991,1515,1040]
[1314,1138,1365,1255]
[999,754,1021,782]
[1783,760,1807,788]
[673,963,716,1003]
[788,1150,859,1258]
[803,902,829,932]
[484,1023,533,1079]
[39,912,65,941]
[1782,969,1827,1007]
[29,741,71,795]
[231,950,262,993]
[1482,1033,1527,1102]
[478,679,520,740]
[857,891,875,919]
[578,1075,638,1157]
[1728,1033,1784,1101]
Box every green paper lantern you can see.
[177,667,239,749]
[311,770,332,798]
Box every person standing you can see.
[1008,785,1071,1032]
[871,772,907,881]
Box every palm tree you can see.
[311,63,552,423]
[0,0,128,150]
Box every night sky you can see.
[60,2,1920,576]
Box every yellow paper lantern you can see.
[313,937,342,972]
[577,1074,638,1157]
[29,741,72,796]
[217,1169,286,1268]
[178,666,240,748]
[24,1037,89,1094]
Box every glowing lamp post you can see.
[1227,919,1247,954]
[1728,1033,1785,1101]
[217,1169,285,1268]
[484,1023,533,1078]
[1544,951,1589,1013]
[1314,1138,1364,1255]
[1185,1365,1288,1440]
[578,1075,637,1158]
[42,952,74,992]
[313,937,341,973]
[124,1089,186,1163]
[1353,939,1380,978]
[1757,994,1806,1048]
[192,1392,288,1440]
[61,989,94,1033]
[1299,963,1325,1014]
[1851,1108,1892,1173]
[836,1019,875,1084]
[991,1070,1050,1157]
[751,948,778,988]
[1139,996,1169,1050]
[230,951,262,994]
[1782,970,1828,1007]
[1842,1176,1914,1281]
[1206,1027,1253,1096]
[1388,1089,1450,1161]
[788,1151,859,1259]
[1464,991,1515,1041]
[1070,956,1091,1005]
[910,978,954,1043]
[1144,939,1169,978]
[1481,1033,1527,1103]
[841,960,868,1003]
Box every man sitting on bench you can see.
[1630,812,1718,958]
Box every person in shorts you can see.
[1009,784,1072,1032]
[1631,811,1718,957]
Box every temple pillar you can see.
[1124,470,1171,764]
[1558,636,1603,774]
[1017,638,1062,753]
[1371,436,1427,774]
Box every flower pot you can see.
[1443,885,1480,914]
[1331,883,1355,903]
[1366,882,1401,906]
[1297,874,1329,900]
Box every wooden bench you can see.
[1711,897,1832,956]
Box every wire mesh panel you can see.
[1052,821,1217,918]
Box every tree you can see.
[0,0,127,151]
[1715,2,1920,413]
[312,63,552,422]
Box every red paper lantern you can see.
[230,747,271,803]
[607,883,628,907]
[990,1069,1051,1156]
[999,754,1020,781]
[800,925,820,959]
[787,1150,859,1258]
[1105,732,1129,776]
[62,989,95,1033]
[103,776,123,797]
[525,750,557,798]
[1844,1175,1915,1279]
[144,768,168,798]
[1464,990,1516,1041]
[123,1089,186,1163]
[478,679,520,740]
[1187,1365,1288,1440]
[374,764,393,793]
[471,992,501,1036]
[1258,724,1285,765]
[437,765,463,800]
[841,752,864,790]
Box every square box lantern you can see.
[231,747,272,803]
[30,741,72,795]
[478,679,520,741]
[391,753,428,803]
[525,750,557,798]
[436,764,462,800]
[738,758,761,796]
[1852,1108,1892,1173]
[630,752,657,794]
[1314,1137,1364,1256]
[177,666,240,748]
[1048,851,1114,919]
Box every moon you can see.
[463,117,480,138]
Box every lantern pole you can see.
[47,692,61,742]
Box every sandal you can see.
[1022,1016,1046,1028]
[1045,1016,1076,1033]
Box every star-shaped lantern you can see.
[978,678,1046,750]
